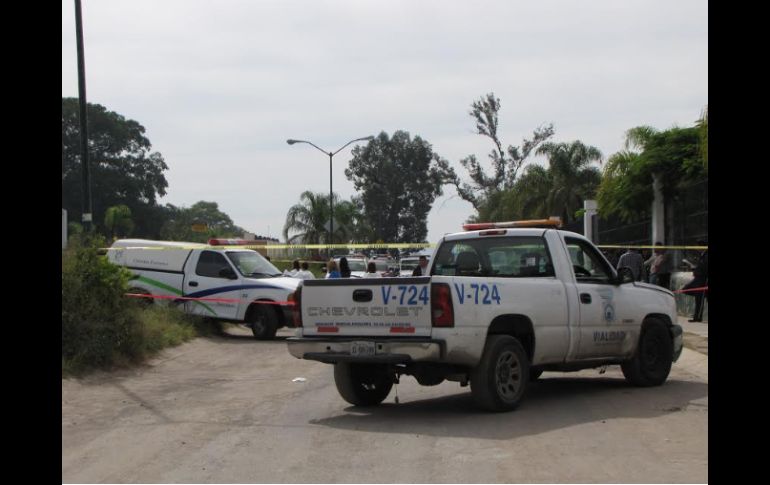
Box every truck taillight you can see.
[289,286,302,327]
[431,283,454,327]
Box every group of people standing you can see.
[616,242,673,288]
[285,255,430,280]
[615,241,708,323]
[283,259,315,280]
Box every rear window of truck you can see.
[433,236,555,278]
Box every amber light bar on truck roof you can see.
[462,217,563,231]
[208,238,259,246]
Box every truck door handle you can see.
[352,289,373,302]
[189,281,199,287]
[580,293,592,304]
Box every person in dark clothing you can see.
[339,257,351,278]
[682,240,708,322]
[617,247,645,281]
[412,256,429,276]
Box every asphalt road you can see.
[62,326,708,483]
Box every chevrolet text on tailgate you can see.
[287,219,683,412]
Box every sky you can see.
[61,0,707,243]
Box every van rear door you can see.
[301,277,432,337]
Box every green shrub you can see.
[62,235,204,376]
[62,235,141,373]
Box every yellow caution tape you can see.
[104,242,435,251]
[102,242,705,251]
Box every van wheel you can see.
[621,317,673,386]
[333,363,393,406]
[470,335,530,412]
[249,304,278,340]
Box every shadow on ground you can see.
[309,375,708,441]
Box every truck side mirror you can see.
[616,267,635,285]
[219,267,238,280]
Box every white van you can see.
[107,239,300,339]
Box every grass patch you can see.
[134,306,198,354]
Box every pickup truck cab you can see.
[287,222,683,411]
[108,239,300,339]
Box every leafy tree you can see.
[160,201,246,242]
[104,205,134,240]
[452,93,554,214]
[345,131,454,243]
[62,98,168,237]
[597,124,704,222]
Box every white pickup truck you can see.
[108,239,300,339]
[287,224,683,411]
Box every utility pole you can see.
[75,0,93,231]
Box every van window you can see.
[196,251,234,278]
[226,251,281,277]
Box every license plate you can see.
[350,341,376,357]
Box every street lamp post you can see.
[287,136,374,257]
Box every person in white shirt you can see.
[296,261,315,280]
[284,259,300,277]
[363,262,382,278]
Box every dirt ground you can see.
[62,326,708,483]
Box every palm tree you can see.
[331,196,371,243]
[283,191,334,244]
[511,164,553,220]
[535,141,602,223]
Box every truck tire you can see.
[470,335,530,412]
[249,304,278,340]
[333,363,393,406]
[621,317,674,386]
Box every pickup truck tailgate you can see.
[300,277,432,337]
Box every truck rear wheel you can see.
[470,335,530,412]
[621,317,673,386]
[333,363,393,406]
[249,304,278,340]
